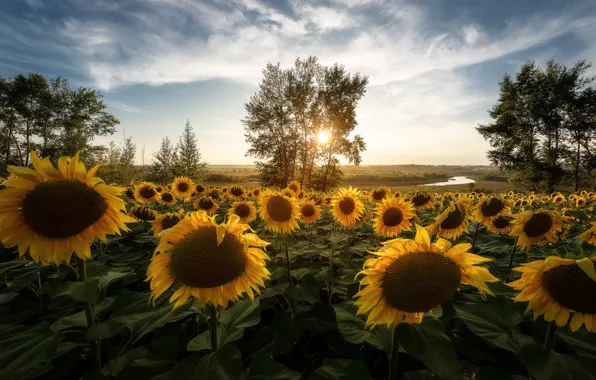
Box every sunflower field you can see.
[2,153,596,380]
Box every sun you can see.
[317,130,330,144]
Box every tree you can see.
[477,60,596,192]
[172,119,208,180]
[243,56,368,190]
[98,135,138,184]
[149,136,177,183]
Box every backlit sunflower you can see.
[579,222,596,245]
[172,177,194,199]
[576,197,587,208]
[473,196,511,226]
[151,209,185,236]
[354,225,498,327]
[0,152,135,264]
[426,199,471,240]
[486,216,513,234]
[370,186,390,204]
[331,187,365,228]
[194,196,218,215]
[229,186,245,199]
[158,191,177,206]
[410,192,434,210]
[124,186,136,202]
[281,188,294,198]
[228,201,257,224]
[129,205,157,222]
[287,180,301,195]
[135,182,159,204]
[259,191,300,233]
[298,200,321,224]
[147,212,270,309]
[373,197,415,237]
[509,256,596,332]
[195,183,206,195]
[510,210,565,251]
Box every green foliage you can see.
[172,119,208,181]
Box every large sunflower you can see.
[151,209,185,236]
[229,186,245,199]
[508,256,596,332]
[129,205,157,222]
[486,216,513,234]
[259,191,299,234]
[135,182,159,204]
[510,210,565,251]
[194,196,219,215]
[369,186,390,204]
[473,196,511,226]
[0,152,135,264]
[409,192,434,210]
[354,225,498,327]
[228,201,257,224]
[287,180,301,195]
[171,177,194,199]
[158,191,177,206]
[331,187,365,227]
[298,199,321,224]
[147,212,270,309]
[373,197,415,238]
[426,199,471,240]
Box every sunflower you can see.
[172,177,194,199]
[158,191,177,206]
[147,212,270,309]
[194,196,218,215]
[373,197,415,238]
[135,182,159,204]
[259,191,300,234]
[354,225,498,327]
[576,197,587,208]
[195,183,206,195]
[410,192,434,210]
[297,190,306,200]
[311,193,326,206]
[426,199,471,240]
[508,256,596,332]
[228,201,257,224]
[579,222,596,245]
[298,200,321,224]
[331,187,365,228]
[151,209,185,236]
[369,186,390,204]
[510,210,565,251]
[473,196,511,226]
[129,205,157,221]
[393,191,401,198]
[0,152,135,264]
[252,188,261,198]
[486,216,513,234]
[221,187,228,194]
[154,185,163,193]
[209,189,221,201]
[281,188,295,198]
[124,186,137,202]
[227,186,243,199]
[287,180,301,195]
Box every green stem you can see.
[544,321,557,350]
[328,223,337,304]
[37,271,43,317]
[77,258,101,370]
[284,240,292,286]
[471,223,480,252]
[209,304,218,352]
[508,237,518,270]
[389,326,400,380]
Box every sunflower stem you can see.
[470,223,480,252]
[283,240,292,286]
[37,271,43,317]
[209,304,218,352]
[389,326,400,380]
[544,321,557,350]
[77,258,101,371]
[328,222,337,304]
[508,237,518,270]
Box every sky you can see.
[1,0,596,165]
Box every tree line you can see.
[243,56,368,191]
[477,60,596,192]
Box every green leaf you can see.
[366,325,393,355]
[273,312,306,354]
[103,347,148,377]
[52,278,100,303]
[195,344,243,380]
[50,297,114,331]
[453,298,521,352]
[0,292,18,304]
[187,327,244,352]
[333,301,369,344]
[308,359,372,380]
[220,298,261,329]
[475,365,512,380]
[520,343,595,380]
[397,318,461,380]
[558,328,596,358]
[0,323,63,380]
[245,355,302,380]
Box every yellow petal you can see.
[570,312,584,332]
[576,258,596,281]
[216,225,226,246]
[555,307,570,327]
[414,224,430,247]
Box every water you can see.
[420,176,476,187]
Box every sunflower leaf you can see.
[333,301,369,344]
[520,343,596,380]
[307,359,372,380]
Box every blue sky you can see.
[1,0,595,165]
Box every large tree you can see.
[172,119,208,180]
[477,60,596,192]
[243,56,368,190]
[149,136,177,184]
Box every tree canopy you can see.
[477,60,596,192]
[243,56,368,190]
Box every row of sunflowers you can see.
[1,152,596,380]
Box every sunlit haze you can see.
[1,0,595,165]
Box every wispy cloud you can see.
[107,101,145,114]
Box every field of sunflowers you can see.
[1,153,596,380]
